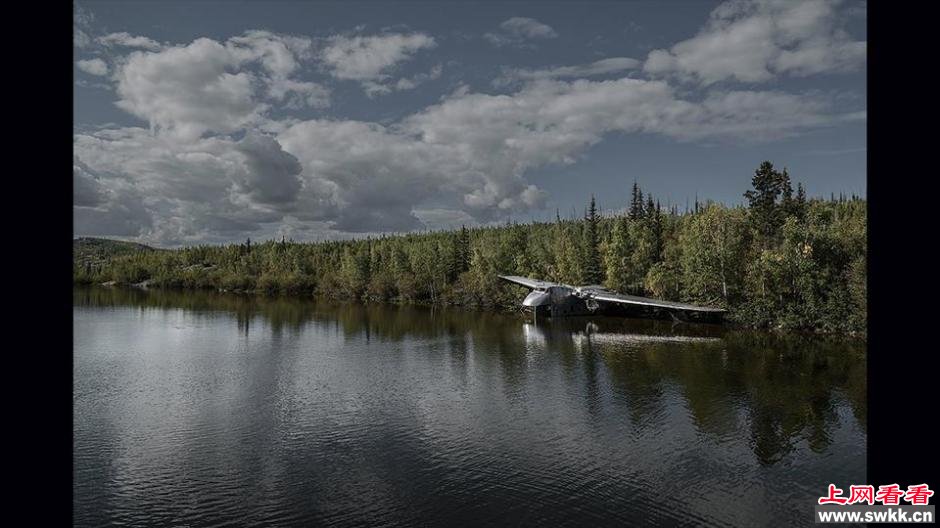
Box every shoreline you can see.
[75,281,867,341]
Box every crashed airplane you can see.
[499,275,727,324]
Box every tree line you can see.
[74,161,866,334]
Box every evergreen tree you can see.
[582,195,603,284]
[630,181,644,220]
[75,161,867,334]
[744,161,790,247]
[651,199,664,262]
[604,215,633,291]
[793,182,807,220]
[781,168,794,210]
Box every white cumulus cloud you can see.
[74,71,857,242]
[98,32,164,51]
[71,7,865,244]
[485,17,558,47]
[111,32,325,140]
[73,127,321,245]
[77,58,108,76]
[643,0,866,85]
[320,32,436,95]
[114,38,263,140]
[494,57,640,86]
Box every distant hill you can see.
[74,237,158,267]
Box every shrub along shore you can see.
[74,162,866,335]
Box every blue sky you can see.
[73,0,866,246]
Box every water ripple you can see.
[74,295,866,527]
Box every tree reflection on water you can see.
[75,285,866,467]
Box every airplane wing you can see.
[498,275,561,290]
[590,291,726,314]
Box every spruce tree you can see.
[652,199,664,262]
[630,181,644,220]
[780,168,795,217]
[794,182,807,220]
[744,161,788,247]
[582,195,603,284]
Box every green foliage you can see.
[74,162,867,334]
[679,204,747,305]
[744,161,791,248]
[604,216,634,292]
[582,196,602,284]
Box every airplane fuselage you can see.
[522,285,607,318]
[503,275,726,324]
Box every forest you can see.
[74,161,866,334]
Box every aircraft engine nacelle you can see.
[522,289,551,307]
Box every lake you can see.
[74,286,866,527]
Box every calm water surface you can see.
[74,286,866,527]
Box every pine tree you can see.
[793,182,807,220]
[780,168,796,217]
[460,226,471,272]
[652,199,664,262]
[629,181,644,220]
[582,195,603,284]
[744,161,789,247]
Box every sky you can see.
[73,0,867,246]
